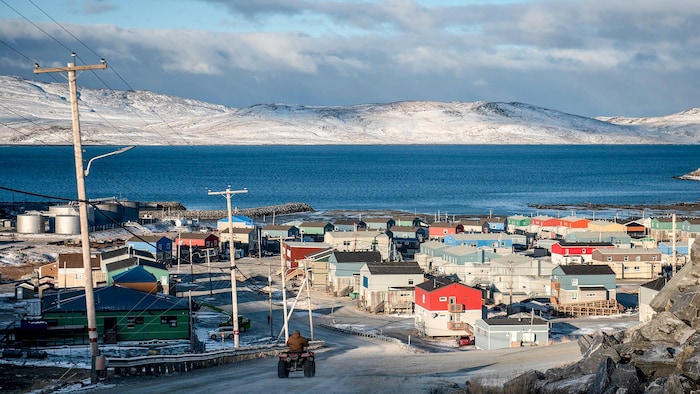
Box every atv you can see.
[277,350,316,378]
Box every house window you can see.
[422,294,426,303]
[408,279,414,285]
[126,317,144,329]
[582,249,586,254]
[161,316,177,327]
[623,256,629,261]
[571,278,578,286]
[343,241,351,246]
[636,256,641,261]
[587,293,596,297]
[634,266,640,272]
[652,256,657,261]
[362,276,368,288]
[439,296,447,302]
[572,293,579,300]
[624,266,630,272]
[607,256,612,262]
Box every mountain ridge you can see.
[0,75,698,145]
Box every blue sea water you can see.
[0,145,698,217]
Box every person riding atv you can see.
[278,330,315,378]
[286,330,308,352]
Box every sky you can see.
[0,0,698,118]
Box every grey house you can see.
[474,317,550,350]
[328,251,383,296]
[551,265,621,316]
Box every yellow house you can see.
[588,220,625,233]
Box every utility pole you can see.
[208,186,247,349]
[268,263,273,337]
[508,261,513,315]
[34,53,106,384]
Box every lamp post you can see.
[208,186,247,348]
[33,54,132,384]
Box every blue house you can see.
[125,235,173,264]
[658,242,689,257]
[443,233,513,249]
[551,264,617,306]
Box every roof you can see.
[557,265,615,275]
[641,277,668,291]
[480,318,549,326]
[365,261,423,275]
[363,217,392,223]
[113,265,157,283]
[105,257,139,272]
[334,219,364,226]
[333,251,382,263]
[262,225,298,231]
[220,227,256,234]
[178,232,217,240]
[415,277,464,292]
[557,241,615,247]
[299,221,332,227]
[126,235,170,243]
[42,285,187,313]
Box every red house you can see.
[428,222,464,240]
[557,216,590,236]
[551,241,616,265]
[281,241,333,269]
[531,215,559,238]
[414,278,484,337]
[174,232,219,263]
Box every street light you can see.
[85,146,134,176]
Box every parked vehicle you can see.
[208,326,235,340]
[218,315,251,331]
[457,335,472,347]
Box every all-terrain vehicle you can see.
[277,350,316,378]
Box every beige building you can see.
[324,230,390,261]
[591,248,663,280]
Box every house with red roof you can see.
[550,241,616,265]
[414,278,484,337]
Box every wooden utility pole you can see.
[34,53,107,384]
[208,186,247,349]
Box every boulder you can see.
[503,370,545,393]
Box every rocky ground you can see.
[492,240,700,394]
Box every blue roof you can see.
[113,265,157,283]
[218,215,253,225]
[42,285,187,313]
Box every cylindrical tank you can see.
[48,204,79,216]
[54,215,81,235]
[94,202,121,227]
[121,201,139,222]
[16,214,45,234]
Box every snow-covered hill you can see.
[0,75,698,145]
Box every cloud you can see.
[0,0,699,117]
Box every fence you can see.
[319,322,422,353]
